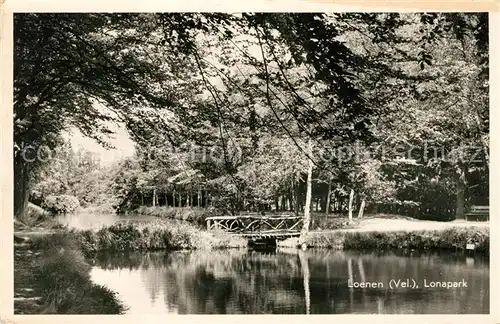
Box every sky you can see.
[68,122,136,166]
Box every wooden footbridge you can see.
[206,214,303,241]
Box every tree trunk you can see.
[456,166,466,219]
[198,189,202,207]
[348,189,354,222]
[325,178,332,218]
[165,188,168,207]
[152,188,157,207]
[358,198,366,219]
[294,180,300,216]
[301,140,314,236]
[173,189,176,207]
[14,156,30,221]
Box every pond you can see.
[90,249,489,314]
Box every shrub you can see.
[302,227,489,253]
[74,219,247,254]
[42,195,80,214]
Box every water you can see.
[90,249,489,314]
[55,212,157,230]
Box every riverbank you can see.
[75,219,247,254]
[279,224,489,253]
[15,218,247,255]
[14,235,126,314]
[14,213,489,314]
[14,218,246,314]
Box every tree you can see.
[16,13,488,229]
[14,13,201,219]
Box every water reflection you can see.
[90,249,489,314]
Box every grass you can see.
[291,226,489,253]
[14,218,246,314]
[14,234,126,314]
[74,219,247,255]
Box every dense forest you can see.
[14,13,489,227]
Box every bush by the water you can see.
[74,219,247,254]
[18,234,126,314]
[301,227,489,253]
[42,195,80,214]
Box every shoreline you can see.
[279,226,489,254]
[13,219,489,314]
[14,217,490,254]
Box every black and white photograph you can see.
[7,10,491,316]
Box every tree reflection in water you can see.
[91,249,489,314]
[298,251,310,314]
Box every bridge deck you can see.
[206,215,302,240]
[234,231,301,239]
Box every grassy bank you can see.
[280,226,489,253]
[14,203,65,231]
[14,218,246,314]
[72,219,247,255]
[14,235,126,314]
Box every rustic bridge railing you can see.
[205,214,303,239]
